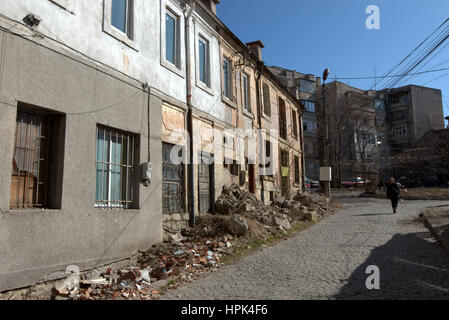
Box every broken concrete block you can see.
[226,215,249,237]
[305,211,319,222]
[273,216,292,230]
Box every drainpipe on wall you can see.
[255,61,265,203]
[298,102,306,192]
[185,0,197,227]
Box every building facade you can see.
[268,67,320,181]
[380,85,445,154]
[0,0,304,291]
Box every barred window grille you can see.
[95,126,134,209]
[10,111,48,209]
[162,143,185,214]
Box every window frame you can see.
[95,125,137,210]
[222,56,232,100]
[9,106,65,210]
[262,82,272,117]
[242,72,251,113]
[160,2,185,77]
[103,0,135,49]
[198,36,210,86]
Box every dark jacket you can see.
[386,182,400,200]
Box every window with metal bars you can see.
[10,107,65,210]
[95,126,135,209]
[162,142,185,214]
[278,97,287,140]
[10,111,48,209]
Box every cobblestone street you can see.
[163,197,449,300]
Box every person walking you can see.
[386,177,400,214]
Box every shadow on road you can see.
[353,213,393,217]
[334,229,449,300]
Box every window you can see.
[162,143,185,214]
[292,109,298,138]
[261,140,273,177]
[298,79,315,94]
[301,100,316,113]
[10,108,65,209]
[242,73,250,112]
[165,10,178,66]
[104,0,134,46]
[294,155,300,184]
[393,126,408,137]
[198,38,209,85]
[278,97,287,140]
[263,83,271,116]
[223,58,231,99]
[230,160,240,176]
[95,126,136,209]
[111,0,133,38]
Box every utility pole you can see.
[321,68,331,198]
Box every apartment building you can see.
[0,0,304,291]
[319,81,386,184]
[379,85,445,154]
[268,67,320,181]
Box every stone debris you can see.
[53,184,334,300]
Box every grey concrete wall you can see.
[410,86,445,140]
[0,29,162,291]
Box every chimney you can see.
[246,40,265,61]
[199,0,220,15]
[445,116,449,128]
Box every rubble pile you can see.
[53,184,335,300]
[53,235,233,300]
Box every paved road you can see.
[163,198,449,300]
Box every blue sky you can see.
[217,0,449,119]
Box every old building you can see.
[268,67,320,181]
[0,0,304,291]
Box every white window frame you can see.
[242,72,251,113]
[195,28,214,95]
[103,0,135,49]
[161,1,185,77]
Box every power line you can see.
[420,71,449,86]
[368,18,449,90]
[330,66,449,81]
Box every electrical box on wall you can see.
[320,167,332,182]
[141,163,153,186]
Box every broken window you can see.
[95,126,136,209]
[10,108,65,209]
[162,142,185,214]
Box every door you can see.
[280,148,290,198]
[198,152,214,214]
